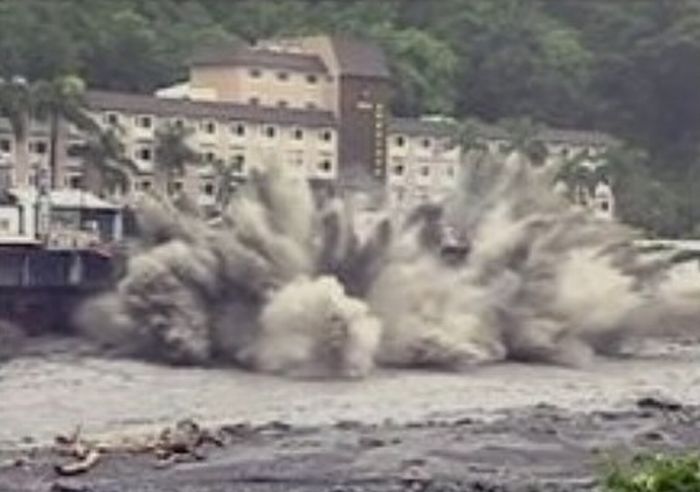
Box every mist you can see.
[74,157,700,378]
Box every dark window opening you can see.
[138,148,152,161]
[232,123,246,136]
[266,126,276,138]
[231,154,245,173]
[307,74,318,84]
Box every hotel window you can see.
[421,138,431,149]
[231,154,245,173]
[307,74,318,84]
[136,115,153,129]
[277,71,289,81]
[136,147,152,161]
[293,128,304,140]
[318,159,332,172]
[231,123,246,136]
[104,112,119,126]
[395,136,405,147]
[320,130,332,142]
[265,126,276,138]
[393,165,405,176]
[250,68,262,78]
[67,175,82,189]
[33,141,48,154]
[0,139,12,153]
[203,183,215,196]
[201,120,217,134]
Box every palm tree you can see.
[72,127,135,198]
[154,122,199,194]
[0,77,32,188]
[33,75,97,189]
[212,157,244,210]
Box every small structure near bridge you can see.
[0,188,122,332]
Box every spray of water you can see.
[75,156,700,377]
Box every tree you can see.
[454,118,490,166]
[74,127,134,197]
[500,117,549,166]
[153,122,198,194]
[0,76,32,187]
[33,75,97,188]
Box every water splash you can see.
[75,157,700,377]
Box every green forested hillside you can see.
[2,0,700,236]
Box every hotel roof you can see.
[86,91,337,128]
[190,44,328,74]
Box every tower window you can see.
[318,159,332,172]
[395,136,405,147]
[265,126,276,138]
[421,138,431,148]
[320,130,333,142]
[0,139,11,153]
[393,165,405,176]
[203,183,215,196]
[293,128,304,140]
[307,74,318,84]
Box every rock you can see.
[636,396,683,412]
[358,436,387,448]
[50,482,92,492]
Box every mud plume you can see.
[76,157,700,377]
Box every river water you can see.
[1,337,699,448]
